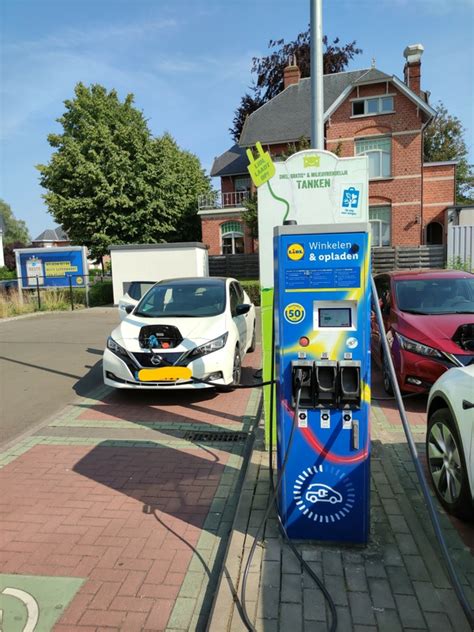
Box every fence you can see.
[209,254,259,279]
[0,274,113,314]
[447,225,473,270]
[372,245,446,273]
[209,246,447,280]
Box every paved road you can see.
[0,308,119,447]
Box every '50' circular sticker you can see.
[284,303,305,324]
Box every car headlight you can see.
[107,336,129,358]
[187,333,228,361]
[396,333,443,359]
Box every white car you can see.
[118,281,156,320]
[104,277,256,390]
[426,365,474,520]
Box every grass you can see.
[0,290,36,318]
[0,289,85,319]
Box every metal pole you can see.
[69,276,74,311]
[36,276,41,310]
[310,0,324,149]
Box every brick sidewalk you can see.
[208,393,474,632]
[0,353,261,631]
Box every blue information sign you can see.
[15,247,88,288]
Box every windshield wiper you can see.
[401,309,429,315]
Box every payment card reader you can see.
[274,223,371,543]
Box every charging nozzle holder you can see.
[291,360,313,408]
[339,360,361,408]
[314,360,338,408]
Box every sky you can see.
[1,0,473,239]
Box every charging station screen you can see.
[318,307,352,328]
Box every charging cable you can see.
[371,276,474,629]
[240,377,303,632]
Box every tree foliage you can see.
[37,83,211,260]
[3,241,28,271]
[424,102,473,204]
[0,199,30,245]
[231,29,362,141]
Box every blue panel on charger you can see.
[274,228,371,544]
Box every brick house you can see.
[31,227,70,248]
[200,44,456,255]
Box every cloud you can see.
[3,18,177,54]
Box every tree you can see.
[3,241,28,271]
[0,199,30,245]
[37,83,211,262]
[424,102,473,204]
[230,29,362,141]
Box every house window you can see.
[370,206,391,247]
[221,221,245,254]
[352,96,394,116]
[356,137,391,179]
[234,176,251,191]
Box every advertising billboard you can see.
[15,247,88,289]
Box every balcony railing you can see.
[198,190,250,211]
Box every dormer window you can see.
[352,96,394,117]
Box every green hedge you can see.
[71,281,113,307]
[241,280,261,306]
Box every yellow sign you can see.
[284,303,306,324]
[246,142,275,187]
[303,155,320,168]
[44,261,78,277]
[287,243,305,261]
[137,367,192,382]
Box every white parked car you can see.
[118,281,156,320]
[426,365,474,520]
[104,277,256,390]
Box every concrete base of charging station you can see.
[207,406,474,632]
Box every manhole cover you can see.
[184,430,249,443]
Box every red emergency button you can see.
[299,336,310,347]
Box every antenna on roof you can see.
[371,57,376,69]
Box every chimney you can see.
[403,44,424,95]
[283,55,301,89]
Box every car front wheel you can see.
[426,408,473,521]
[232,347,242,385]
[382,351,394,396]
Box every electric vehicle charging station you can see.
[274,223,371,542]
[250,146,371,544]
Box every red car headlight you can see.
[395,333,443,359]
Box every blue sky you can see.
[2,0,473,238]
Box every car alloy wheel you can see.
[232,347,242,385]
[248,323,257,353]
[426,408,473,521]
[382,352,394,395]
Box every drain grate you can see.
[184,430,249,443]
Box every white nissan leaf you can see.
[103,277,256,390]
[426,364,474,521]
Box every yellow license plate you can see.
[137,367,192,382]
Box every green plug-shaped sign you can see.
[247,142,275,187]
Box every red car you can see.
[371,270,474,394]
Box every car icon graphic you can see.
[305,484,343,504]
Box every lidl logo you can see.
[284,303,305,324]
[287,243,305,261]
[304,155,320,168]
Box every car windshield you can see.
[134,281,226,318]
[395,277,474,314]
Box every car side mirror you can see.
[235,304,251,316]
[125,305,134,314]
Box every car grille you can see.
[131,352,186,368]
